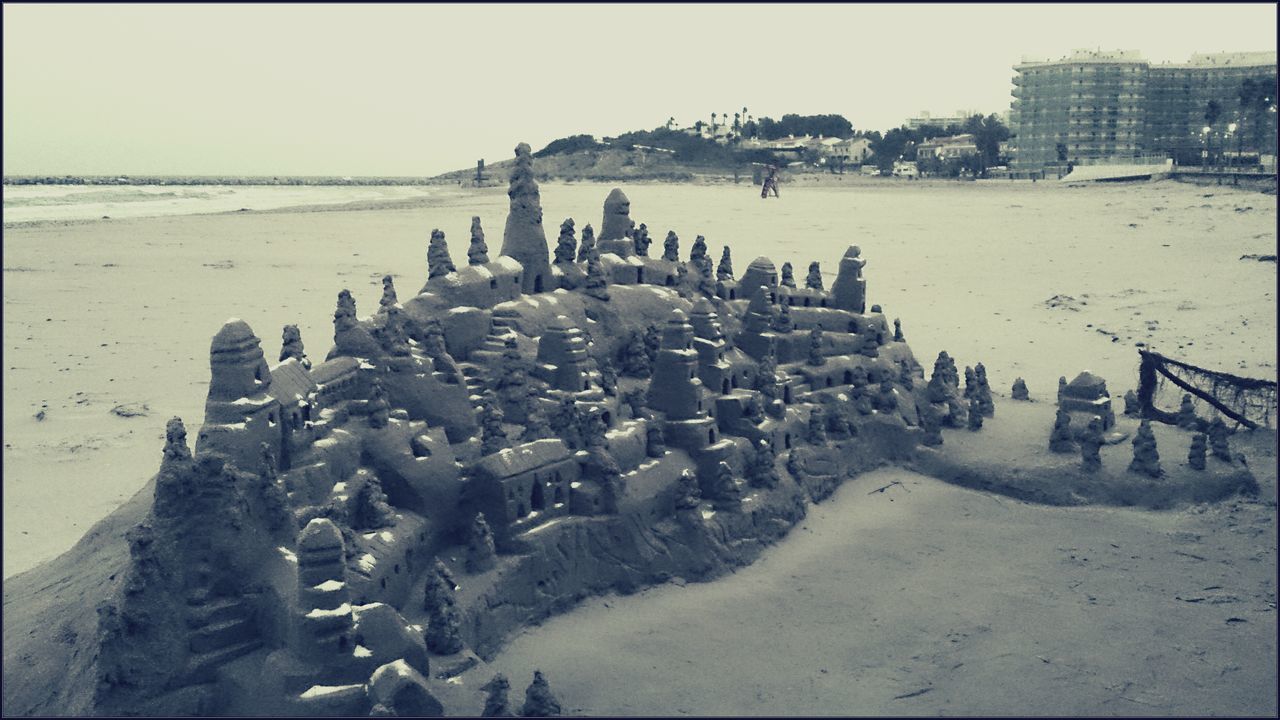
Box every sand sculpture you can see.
[1049,407,1077,452]
[1208,418,1232,461]
[1011,377,1029,401]
[1128,419,1162,477]
[1176,394,1199,430]
[48,141,1257,718]
[1188,433,1208,470]
[1080,415,1104,472]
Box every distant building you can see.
[905,110,983,130]
[915,134,978,161]
[1009,49,1278,170]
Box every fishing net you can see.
[1137,350,1277,429]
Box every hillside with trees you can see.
[432,111,1013,183]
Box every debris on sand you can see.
[110,402,150,418]
[1238,254,1277,263]
[1044,294,1086,311]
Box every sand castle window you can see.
[636,268,644,283]
[393,564,400,575]
[554,486,564,504]
[784,387,792,403]
[820,299,828,308]
[534,275,544,293]
[666,275,675,286]
[785,434,792,449]
[379,579,386,590]
[490,278,498,289]
[532,482,545,510]
[728,289,736,300]
[731,376,738,389]
[517,503,528,518]
[708,429,717,444]
[826,377,834,388]
[722,379,730,394]
[844,370,853,384]
[689,369,695,379]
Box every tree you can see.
[465,512,497,573]
[533,134,600,158]
[662,230,680,261]
[479,392,509,456]
[805,261,823,290]
[807,325,825,366]
[351,473,394,530]
[280,324,310,369]
[1205,100,1223,165]
[468,216,489,265]
[576,224,597,263]
[520,671,562,717]
[674,469,701,510]
[554,219,577,264]
[481,674,512,717]
[423,571,463,654]
[379,275,399,310]
[428,229,456,279]
[716,246,734,282]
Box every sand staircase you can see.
[183,564,263,682]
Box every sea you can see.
[1,183,449,225]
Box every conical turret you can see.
[500,143,552,294]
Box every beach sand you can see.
[3,179,1275,578]
[447,463,1276,717]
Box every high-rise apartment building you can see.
[1009,49,1277,170]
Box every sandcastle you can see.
[86,143,938,716]
[15,137,1261,718]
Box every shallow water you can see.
[1,183,453,224]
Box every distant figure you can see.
[761,164,780,199]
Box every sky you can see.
[3,3,1276,177]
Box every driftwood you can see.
[867,480,906,495]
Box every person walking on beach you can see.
[761,164,780,199]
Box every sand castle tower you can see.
[646,309,721,456]
[739,257,779,295]
[197,319,281,468]
[597,188,635,256]
[208,319,272,402]
[648,310,702,418]
[736,285,779,360]
[293,518,355,662]
[829,246,867,314]
[500,143,552,294]
[690,298,733,395]
[534,315,598,394]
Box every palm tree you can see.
[1205,100,1223,167]
[1239,79,1277,158]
